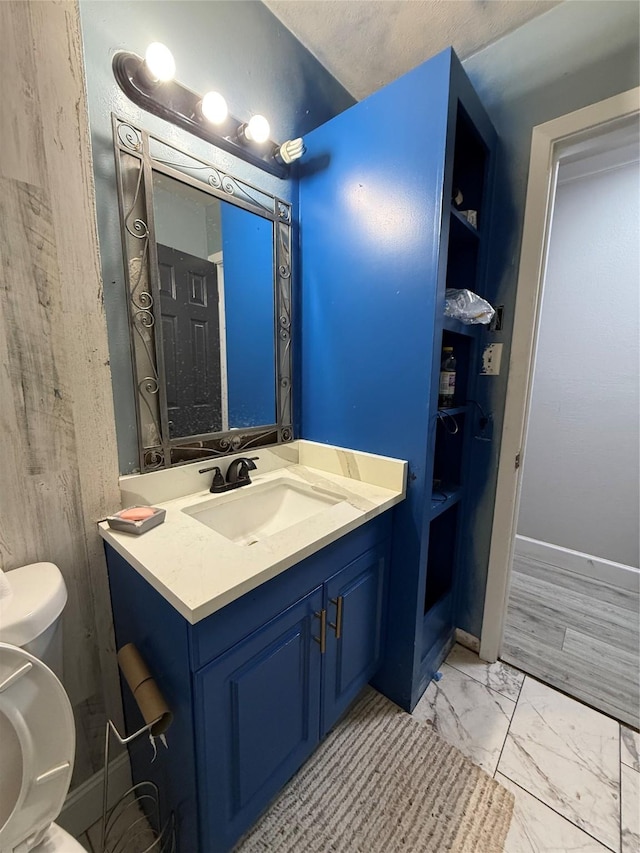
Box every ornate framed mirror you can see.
[112,116,293,471]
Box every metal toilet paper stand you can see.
[100,644,175,853]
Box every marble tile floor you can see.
[74,645,640,852]
[414,644,640,853]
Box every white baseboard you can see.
[455,628,480,653]
[57,752,132,838]
[515,535,639,592]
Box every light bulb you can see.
[277,138,306,165]
[144,43,175,82]
[200,91,228,125]
[245,115,270,144]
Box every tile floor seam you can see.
[444,658,521,702]
[433,645,630,851]
[620,726,640,771]
[413,659,517,777]
[619,724,623,853]
[503,664,632,730]
[492,668,526,781]
[497,768,621,853]
[498,677,621,851]
[620,763,640,853]
[440,661,518,714]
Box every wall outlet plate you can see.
[489,305,504,331]
[481,343,503,375]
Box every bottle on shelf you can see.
[438,346,456,408]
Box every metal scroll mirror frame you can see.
[112,115,293,472]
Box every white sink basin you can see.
[182,479,343,545]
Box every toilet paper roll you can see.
[117,643,173,736]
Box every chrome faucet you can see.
[199,456,258,493]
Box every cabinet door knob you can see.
[313,609,326,654]
[328,596,343,640]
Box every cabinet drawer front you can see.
[322,542,388,734]
[194,586,323,852]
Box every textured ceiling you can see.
[263,0,561,100]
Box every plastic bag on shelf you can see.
[444,289,495,325]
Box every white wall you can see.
[517,150,640,567]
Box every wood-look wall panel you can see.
[0,0,123,788]
[0,3,46,187]
[32,0,124,740]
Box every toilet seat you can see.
[0,643,75,853]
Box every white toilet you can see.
[0,562,86,852]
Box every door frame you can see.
[209,250,230,432]
[479,87,640,663]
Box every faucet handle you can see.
[199,465,226,492]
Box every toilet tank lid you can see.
[0,562,67,647]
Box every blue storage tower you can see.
[299,48,497,709]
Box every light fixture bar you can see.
[112,51,303,179]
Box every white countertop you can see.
[99,441,407,624]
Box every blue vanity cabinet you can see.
[194,586,324,853]
[322,546,386,734]
[300,48,497,712]
[104,513,392,853]
[194,541,387,851]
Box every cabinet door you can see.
[322,544,387,735]
[193,586,323,853]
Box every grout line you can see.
[493,672,525,779]
[497,771,620,853]
[500,663,631,728]
[450,651,625,850]
[439,661,516,714]
[445,656,524,703]
[619,724,623,853]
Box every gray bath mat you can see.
[235,687,514,852]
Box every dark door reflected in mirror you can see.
[152,172,276,440]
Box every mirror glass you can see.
[152,172,276,438]
[113,117,293,472]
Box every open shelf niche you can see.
[421,98,492,662]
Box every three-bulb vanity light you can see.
[112,42,305,177]
[143,42,176,82]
